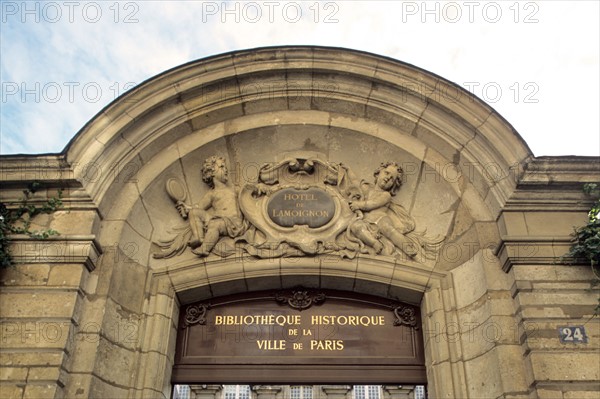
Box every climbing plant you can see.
[0,182,63,268]
[564,183,600,315]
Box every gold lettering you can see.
[270,209,329,219]
[310,340,344,351]
[282,193,318,201]
[311,315,384,326]
[256,340,286,350]
[213,314,302,326]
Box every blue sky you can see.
[1,1,599,156]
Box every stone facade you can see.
[0,47,598,399]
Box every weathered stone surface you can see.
[0,384,24,399]
[0,264,50,286]
[451,252,487,309]
[47,264,85,287]
[50,210,98,235]
[1,46,599,399]
[0,292,77,319]
[530,352,600,381]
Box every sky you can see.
[1,1,599,157]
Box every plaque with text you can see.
[267,187,336,228]
[173,290,426,384]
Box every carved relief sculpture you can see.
[153,153,443,262]
[154,156,248,258]
[335,162,441,259]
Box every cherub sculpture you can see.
[345,162,417,256]
[338,161,440,259]
[154,156,247,258]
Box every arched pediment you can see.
[61,46,529,301]
[65,46,531,220]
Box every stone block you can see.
[532,282,591,290]
[564,391,600,399]
[446,201,474,241]
[117,223,151,266]
[93,338,136,388]
[0,291,77,319]
[423,307,448,343]
[26,366,61,381]
[436,226,480,272]
[23,383,61,399]
[0,320,72,350]
[518,292,598,307]
[61,372,92,399]
[496,344,529,392]
[457,291,516,326]
[0,264,50,286]
[47,264,85,287]
[355,258,395,285]
[146,292,176,319]
[101,298,142,351]
[530,352,600,381]
[108,260,148,313]
[241,256,281,281]
[141,314,176,357]
[422,286,444,315]
[204,256,244,282]
[451,252,487,309]
[536,388,563,399]
[499,212,528,236]
[50,210,97,235]
[424,324,450,364]
[461,317,522,360]
[464,347,503,398]
[0,384,24,399]
[320,256,357,280]
[525,321,599,351]
[524,212,587,236]
[64,331,100,373]
[520,306,568,319]
[0,351,63,367]
[390,263,430,292]
[126,199,154,241]
[135,350,171,395]
[428,361,457,398]
[555,265,596,280]
[512,265,558,281]
[88,374,129,399]
[0,366,28,381]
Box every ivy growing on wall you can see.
[0,182,63,268]
[564,183,600,315]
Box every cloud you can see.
[1,1,598,156]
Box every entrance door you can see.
[173,385,428,399]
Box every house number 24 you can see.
[558,326,588,344]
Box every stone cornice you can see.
[502,156,600,211]
[495,235,573,272]
[0,154,75,185]
[8,235,101,271]
[518,156,600,187]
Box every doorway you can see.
[172,385,427,399]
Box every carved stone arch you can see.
[65,46,531,220]
[22,47,542,398]
[3,47,598,399]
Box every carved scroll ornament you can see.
[275,289,326,311]
[392,305,419,329]
[183,304,209,328]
